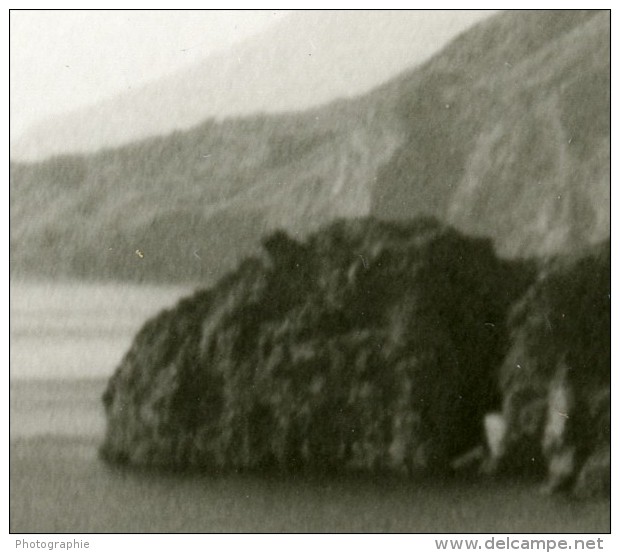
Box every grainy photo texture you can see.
[9,9,610,533]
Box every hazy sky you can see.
[10,10,290,140]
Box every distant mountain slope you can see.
[10,10,609,284]
[10,101,402,282]
[371,9,609,258]
[10,10,492,161]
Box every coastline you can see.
[10,379,611,534]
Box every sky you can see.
[9,10,290,141]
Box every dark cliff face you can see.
[101,217,530,475]
[489,239,610,497]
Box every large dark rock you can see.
[487,240,610,497]
[101,217,530,474]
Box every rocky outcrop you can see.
[485,240,610,497]
[101,217,530,474]
[100,218,609,498]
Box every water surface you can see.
[9,280,611,533]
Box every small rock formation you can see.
[485,240,610,497]
[101,217,529,475]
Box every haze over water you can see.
[10,280,191,380]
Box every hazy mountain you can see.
[10,10,493,161]
[10,10,609,284]
[371,9,610,258]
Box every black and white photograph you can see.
[9,8,611,536]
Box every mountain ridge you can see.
[11,10,493,161]
[10,9,609,284]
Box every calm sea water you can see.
[10,279,192,382]
[10,279,192,440]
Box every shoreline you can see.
[10,434,611,533]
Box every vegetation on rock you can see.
[101,218,532,475]
[101,219,609,499]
